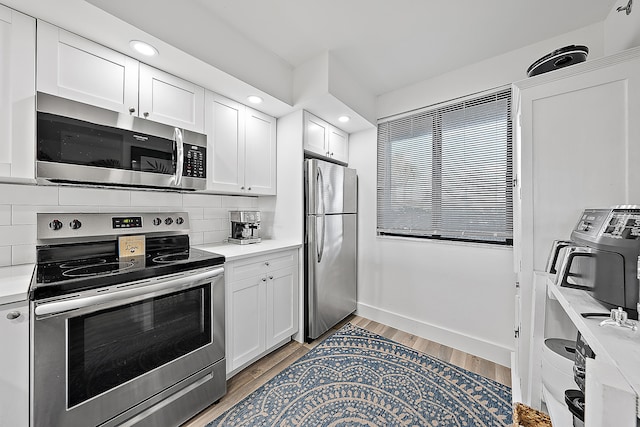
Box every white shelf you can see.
[542,384,574,427]
[547,280,640,399]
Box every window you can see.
[377,88,512,245]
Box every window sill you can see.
[376,233,513,250]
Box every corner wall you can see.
[352,23,605,367]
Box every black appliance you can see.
[31,212,226,427]
[527,45,589,77]
[36,93,207,191]
[565,332,595,427]
[547,206,640,319]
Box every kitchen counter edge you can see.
[0,264,35,305]
[196,240,302,262]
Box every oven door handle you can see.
[34,267,224,318]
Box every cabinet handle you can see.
[330,152,334,157]
[128,107,136,114]
[6,311,21,320]
[247,187,251,191]
[261,277,267,282]
[241,186,245,190]
[268,276,273,280]
[143,112,149,118]
[265,262,270,266]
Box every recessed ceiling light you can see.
[247,95,263,104]
[338,115,351,123]
[129,40,158,57]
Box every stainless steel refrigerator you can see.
[305,158,357,341]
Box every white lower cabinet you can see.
[226,249,299,374]
[0,301,29,427]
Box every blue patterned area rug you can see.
[208,323,512,426]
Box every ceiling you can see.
[191,0,615,95]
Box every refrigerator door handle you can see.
[317,167,326,262]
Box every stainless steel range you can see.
[30,212,226,427]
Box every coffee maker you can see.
[228,211,261,245]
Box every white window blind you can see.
[377,88,513,244]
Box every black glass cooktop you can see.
[32,235,224,300]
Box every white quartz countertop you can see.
[196,239,302,261]
[0,264,35,305]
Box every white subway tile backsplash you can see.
[183,193,222,208]
[0,246,11,267]
[12,245,36,265]
[188,233,204,246]
[59,187,131,206]
[0,181,273,265]
[190,219,217,233]
[203,208,230,220]
[131,190,183,207]
[0,205,11,225]
[0,225,36,245]
[221,196,258,209]
[0,184,58,205]
[183,208,204,221]
[203,230,228,244]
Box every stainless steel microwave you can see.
[36,94,207,191]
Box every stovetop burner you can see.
[34,213,225,300]
[62,261,136,278]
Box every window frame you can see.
[376,87,513,246]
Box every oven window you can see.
[67,284,211,407]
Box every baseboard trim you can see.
[355,302,512,367]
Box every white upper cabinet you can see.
[206,92,245,193]
[0,6,36,180]
[37,21,138,116]
[205,91,276,195]
[37,21,204,133]
[303,111,349,164]
[244,107,276,195]
[138,64,204,132]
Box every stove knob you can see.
[70,219,82,230]
[176,216,185,225]
[165,217,174,226]
[49,219,63,231]
[152,217,162,226]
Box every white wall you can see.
[352,23,605,367]
[0,183,257,266]
[604,1,640,54]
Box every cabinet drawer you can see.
[227,249,297,282]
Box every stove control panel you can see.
[37,212,191,241]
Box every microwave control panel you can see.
[601,209,640,239]
[183,145,206,178]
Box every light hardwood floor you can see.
[182,315,512,426]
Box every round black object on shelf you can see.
[527,45,589,77]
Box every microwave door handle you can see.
[546,239,574,274]
[174,128,184,187]
[555,246,595,289]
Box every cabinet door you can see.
[0,6,35,179]
[328,126,349,164]
[265,265,298,348]
[0,302,29,427]
[228,275,266,371]
[205,91,245,193]
[37,21,138,115]
[138,64,205,132]
[244,107,276,195]
[303,111,329,157]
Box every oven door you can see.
[31,266,225,427]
